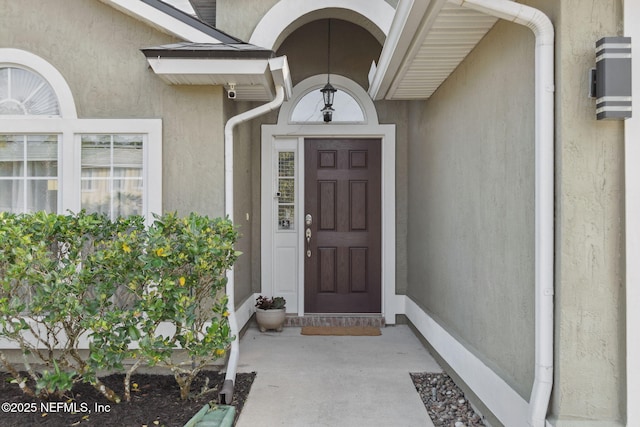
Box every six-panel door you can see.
[304,138,381,313]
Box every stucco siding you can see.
[276,18,382,89]
[406,19,536,400]
[0,0,226,218]
[406,0,626,424]
[215,0,279,43]
[551,0,625,424]
[226,99,273,307]
[376,100,410,295]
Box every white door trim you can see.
[260,76,398,323]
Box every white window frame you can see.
[1,49,162,222]
[0,49,77,119]
[1,119,162,222]
[73,122,162,222]
[0,67,60,116]
[276,149,297,231]
[0,133,61,213]
[289,83,367,124]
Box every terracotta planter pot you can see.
[255,308,286,332]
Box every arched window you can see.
[0,67,60,212]
[291,88,365,123]
[0,67,60,116]
[280,75,379,126]
[1,49,161,220]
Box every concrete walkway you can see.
[235,324,441,427]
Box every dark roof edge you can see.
[141,44,275,60]
[141,0,243,44]
[189,0,216,27]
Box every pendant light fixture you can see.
[320,19,337,123]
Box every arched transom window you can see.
[291,88,365,123]
[0,67,60,116]
[281,75,378,125]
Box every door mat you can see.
[300,326,381,336]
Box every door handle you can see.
[305,227,312,258]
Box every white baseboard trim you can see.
[404,296,530,427]
[236,293,257,331]
[547,420,624,427]
[385,294,406,325]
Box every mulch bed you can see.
[0,371,255,427]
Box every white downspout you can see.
[448,1,555,426]
[219,84,286,404]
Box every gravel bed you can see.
[411,372,486,427]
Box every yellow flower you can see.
[122,243,131,253]
[178,277,186,287]
[155,248,165,257]
[222,311,230,317]
[215,349,225,356]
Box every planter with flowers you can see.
[255,295,286,332]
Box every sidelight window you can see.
[277,151,295,230]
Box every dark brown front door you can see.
[304,138,381,313]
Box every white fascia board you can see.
[369,0,446,100]
[147,57,269,79]
[269,56,293,100]
[100,0,221,43]
[146,57,288,101]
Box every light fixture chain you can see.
[327,19,331,81]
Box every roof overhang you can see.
[100,0,239,43]
[142,43,292,101]
[369,0,498,100]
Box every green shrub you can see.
[0,211,239,402]
[0,211,128,401]
[134,212,238,400]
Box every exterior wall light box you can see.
[591,36,632,120]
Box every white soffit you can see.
[371,0,497,100]
[146,57,276,100]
